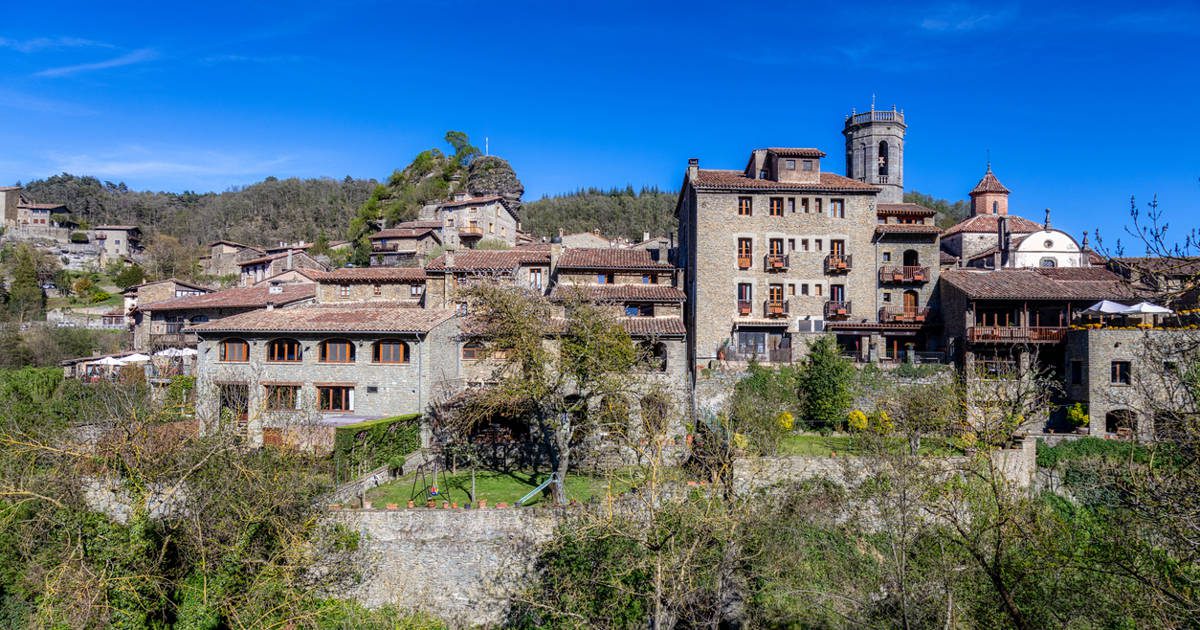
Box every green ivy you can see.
[332,413,421,482]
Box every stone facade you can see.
[419,193,520,249]
[202,240,265,278]
[843,107,906,203]
[92,225,142,264]
[238,249,326,286]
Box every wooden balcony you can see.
[737,255,753,270]
[967,326,1067,344]
[764,299,789,318]
[459,225,484,238]
[737,300,752,316]
[878,265,929,283]
[879,307,930,323]
[824,300,851,319]
[824,254,852,273]
[764,253,789,271]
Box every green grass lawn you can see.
[366,469,631,507]
[777,433,964,457]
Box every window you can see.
[787,238,796,251]
[318,386,353,412]
[802,160,814,172]
[801,239,810,252]
[801,283,809,296]
[320,339,355,363]
[788,284,796,296]
[410,284,423,296]
[642,274,655,284]
[737,283,753,302]
[1044,240,1054,248]
[787,198,795,213]
[267,338,301,362]
[882,251,892,263]
[878,141,889,179]
[530,268,543,290]
[625,304,653,317]
[992,200,999,214]
[1111,361,1132,385]
[338,285,350,299]
[737,238,753,262]
[815,239,823,251]
[814,198,823,214]
[373,340,409,364]
[785,159,796,170]
[264,384,300,410]
[1070,361,1083,385]
[738,197,752,216]
[801,198,810,213]
[883,292,892,303]
[769,238,784,256]
[373,284,382,296]
[598,273,614,284]
[462,342,483,360]
[830,199,845,218]
[768,284,784,304]
[815,284,823,297]
[1039,257,1057,268]
[769,197,783,216]
[219,339,249,362]
[830,284,845,302]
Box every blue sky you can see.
[1,1,1197,251]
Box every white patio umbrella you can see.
[154,347,197,357]
[119,353,152,363]
[1121,301,1173,315]
[1082,300,1129,314]
[91,356,127,366]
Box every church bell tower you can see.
[843,102,906,204]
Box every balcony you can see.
[764,299,789,318]
[725,346,793,364]
[737,300,753,316]
[737,255,753,270]
[459,225,484,238]
[824,300,852,319]
[824,254,852,274]
[879,265,929,283]
[764,253,789,272]
[967,326,1067,344]
[879,307,930,323]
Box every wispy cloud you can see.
[35,48,157,78]
[0,36,112,53]
[45,146,294,181]
[0,89,94,116]
[920,3,1016,32]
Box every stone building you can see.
[307,267,427,305]
[201,240,265,278]
[675,144,881,368]
[423,246,553,308]
[843,106,905,203]
[237,249,327,286]
[190,305,458,447]
[92,225,142,264]
[368,221,443,266]
[133,279,315,351]
[418,192,520,250]
[1108,257,1200,309]
[122,278,211,330]
[940,168,1043,263]
[0,186,20,227]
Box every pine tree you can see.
[7,245,45,321]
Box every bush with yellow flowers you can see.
[775,411,795,432]
[871,410,894,434]
[847,409,869,432]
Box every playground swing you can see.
[409,459,453,503]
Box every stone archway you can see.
[1105,409,1138,435]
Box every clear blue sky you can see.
[1,1,1197,251]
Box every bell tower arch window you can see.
[877,141,890,182]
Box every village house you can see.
[418,192,520,249]
[92,225,142,264]
[238,249,328,286]
[368,221,443,266]
[122,278,211,328]
[307,267,427,305]
[422,245,553,309]
[200,240,266,278]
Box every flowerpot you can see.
[442,501,450,509]
[329,504,342,510]
[362,501,372,510]
[407,500,415,509]
[478,499,487,509]
[386,503,399,510]
[426,500,436,508]
[496,502,509,509]
[451,502,459,509]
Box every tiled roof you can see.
[549,284,685,303]
[619,317,687,337]
[556,248,674,271]
[765,147,826,158]
[94,225,139,231]
[875,224,942,235]
[940,251,959,265]
[141,283,315,312]
[370,226,440,240]
[189,303,455,334]
[18,202,65,209]
[426,246,550,272]
[940,267,1139,301]
[208,239,261,250]
[440,195,504,209]
[877,203,937,217]
[238,250,318,267]
[1109,256,1200,277]
[124,278,212,294]
[393,220,444,229]
[308,267,426,283]
[942,214,1042,237]
[970,167,1010,195]
[693,169,879,193]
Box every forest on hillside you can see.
[521,187,677,241]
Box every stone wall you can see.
[331,507,559,627]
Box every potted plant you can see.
[1067,402,1090,434]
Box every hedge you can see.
[332,413,421,482]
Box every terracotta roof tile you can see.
[392,220,444,229]
[942,214,1042,237]
[94,225,139,231]
[970,167,1010,195]
[619,317,687,337]
[556,248,675,271]
[439,195,504,208]
[18,202,65,209]
[874,224,942,235]
[370,226,440,240]
[426,247,550,272]
[765,147,826,158]
[308,267,426,283]
[940,251,959,265]
[877,203,937,217]
[549,284,685,302]
[693,169,879,193]
[142,284,315,312]
[940,268,1139,301]
[189,303,455,334]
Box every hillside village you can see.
[4,105,1200,626]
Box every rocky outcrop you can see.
[466,156,524,213]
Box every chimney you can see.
[266,300,275,311]
[687,157,699,180]
[642,231,650,243]
[445,251,455,268]
[1043,208,1052,230]
[995,216,1010,268]
[286,249,294,270]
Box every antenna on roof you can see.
[485,137,489,156]
[871,93,876,111]
[986,149,991,170]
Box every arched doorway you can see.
[1105,409,1138,435]
[903,249,919,267]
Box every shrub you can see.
[1067,403,1089,428]
[871,410,894,434]
[797,337,854,430]
[775,411,795,432]
[847,410,868,432]
[332,413,421,482]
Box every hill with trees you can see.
[904,190,970,228]
[521,186,677,241]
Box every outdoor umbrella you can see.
[120,353,152,363]
[91,356,127,366]
[1082,300,1129,314]
[1121,301,1173,315]
[155,347,197,357]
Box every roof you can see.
[308,267,426,283]
[940,251,959,265]
[0,186,20,191]
[18,202,65,210]
[208,239,261,250]
[619,317,686,337]
[556,248,674,271]
[370,226,441,240]
[549,284,686,303]
[140,283,315,312]
[940,267,1139,301]
[1109,256,1200,277]
[238,250,314,267]
[875,224,942,236]
[966,235,1031,263]
[440,194,504,209]
[692,169,879,193]
[393,220,444,230]
[942,214,1043,237]
[426,246,550,273]
[970,167,1010,195]
[94,225,140,231]
[764,147,826,158]
[188,303,455,335]
[877,203,937,217]
[123,278,211,294]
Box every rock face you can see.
[466,156,524,212]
